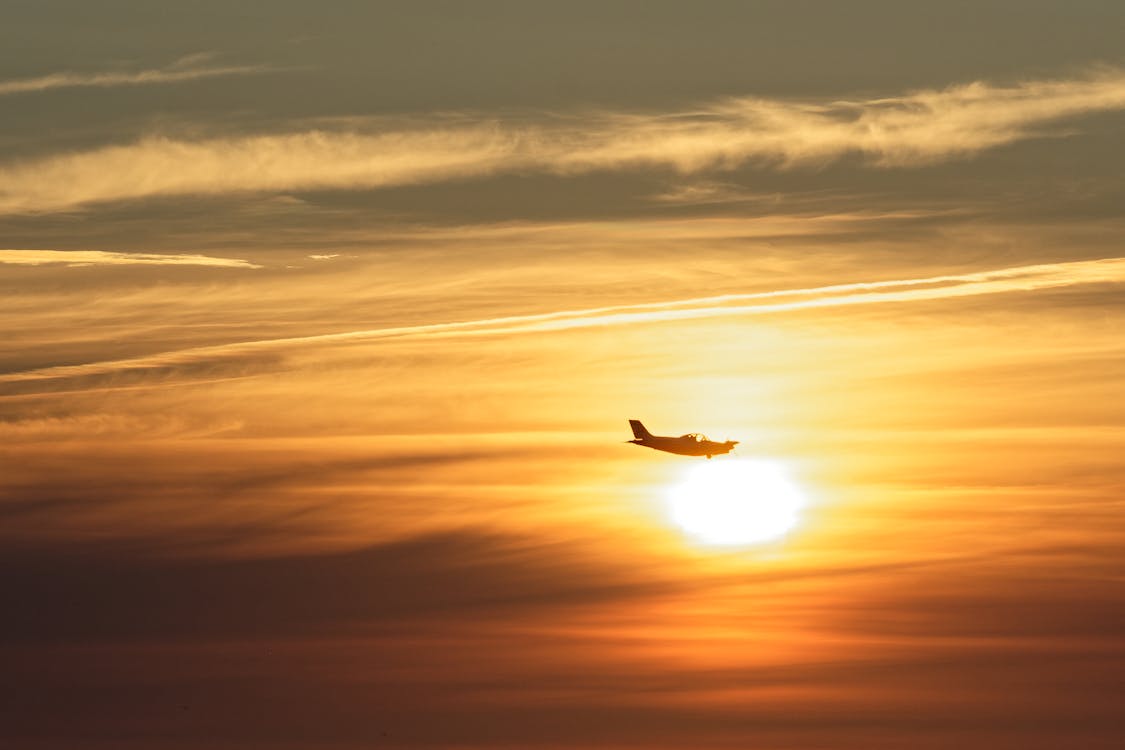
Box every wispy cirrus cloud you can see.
[0,249,260,268]
[1,68,1125,214]
[0,54,277,97]
[3,256,1122,390]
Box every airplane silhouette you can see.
[627,419,738,458]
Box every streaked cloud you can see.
[567,68,1125,171]
[0,127,516,215]
[2,69,1124,214]
[4,256,1121,390]
[647,181,772,206]
[0,249,260,268]
[0,54,276,96]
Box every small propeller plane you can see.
[627,419,738,459]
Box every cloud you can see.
[4,524,1123,749]
[2,256,1122,391]
[0,55,276,96]
[647,181,771,206]
[0,249,261,268]
[564,68,1125,171]
[0,128,521,215]
[2,69,1125,214]
[0,527,669,641]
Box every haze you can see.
[2,3,1124,748]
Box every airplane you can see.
[627,419,738,459]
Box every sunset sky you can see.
[3,2,1125,748]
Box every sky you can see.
[2,2,1125,748]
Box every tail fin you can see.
[629,419,652,440]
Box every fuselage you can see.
[627,421,738,458]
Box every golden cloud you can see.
[0,56,275,96]
[1,69,1124,214]
[0,250,260,268]
[4,255,1122,389]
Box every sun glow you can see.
[666,459,806,546]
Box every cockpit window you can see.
[680,433,707,442]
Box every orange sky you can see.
[2,3,1125,748]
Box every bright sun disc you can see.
[666,459,805,546]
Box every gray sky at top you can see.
[4,2,1123,127]
[1,1,1124,252]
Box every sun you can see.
[665,458,806,546]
